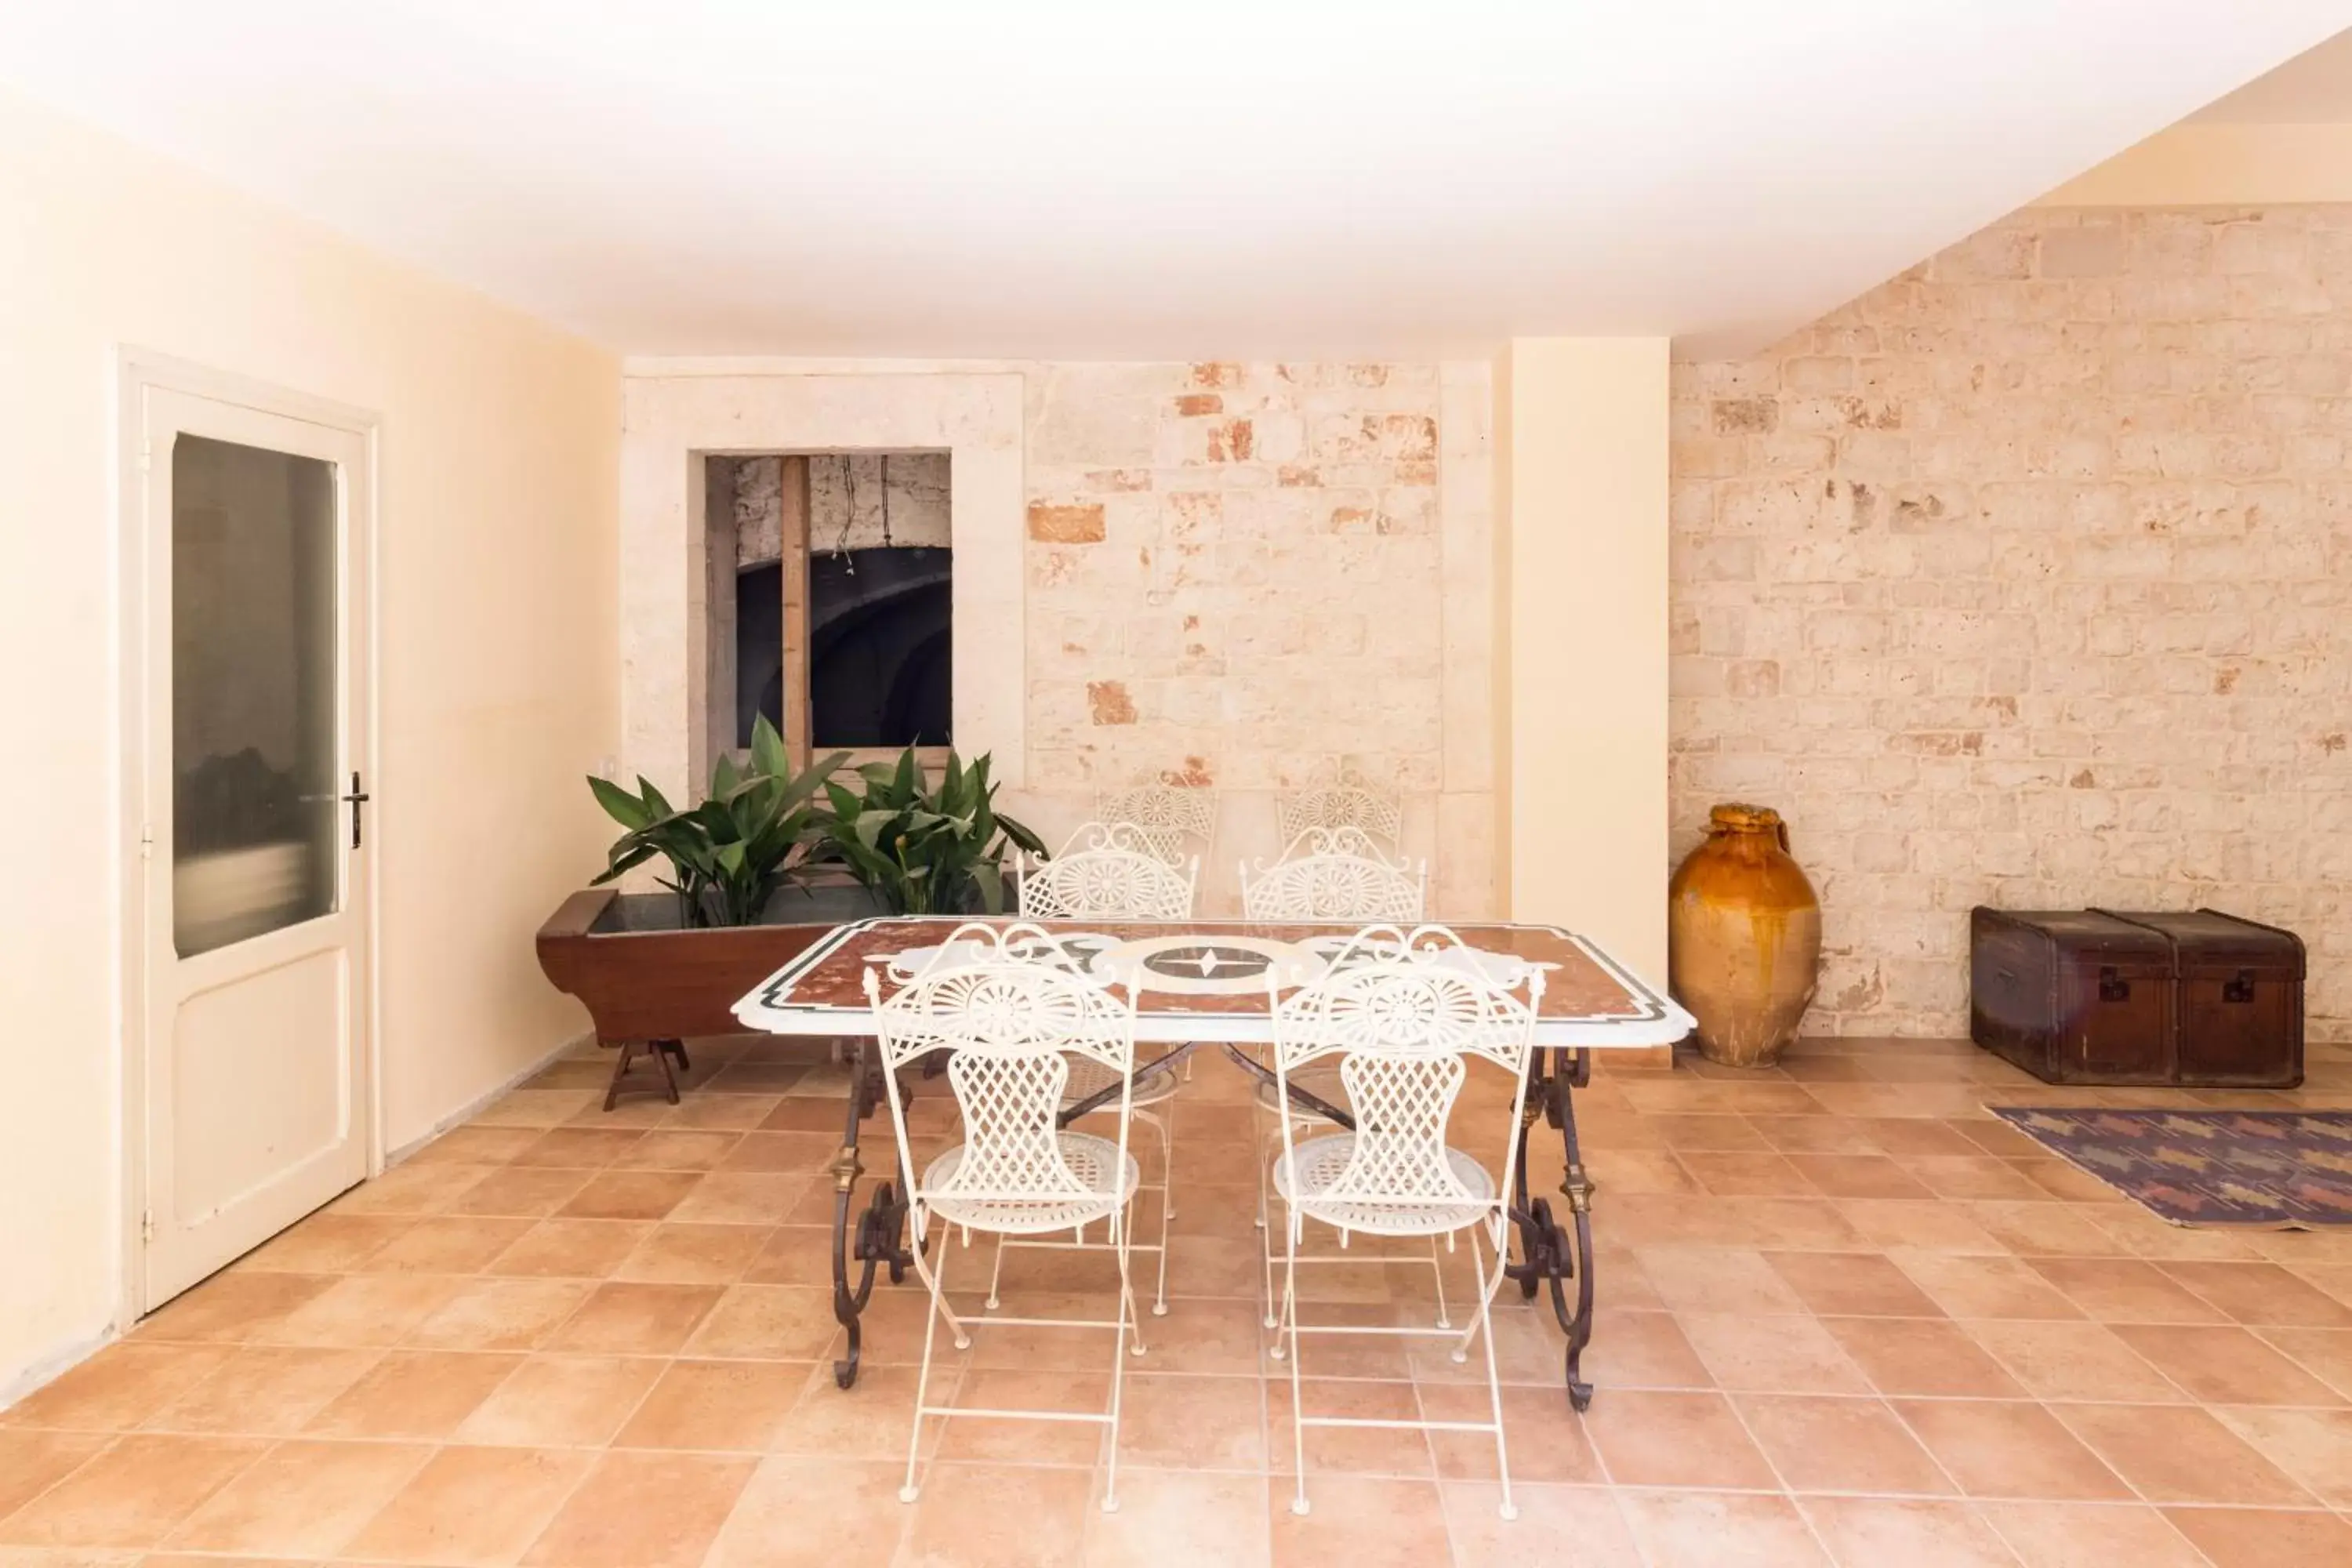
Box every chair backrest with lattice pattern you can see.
[1267,925,1542,1229]
[1094,783,1217,866]
[865,922,1138,1216]
[1274,771,1403,849]
[1240,826,1426,924]
[1018,822,1198,921]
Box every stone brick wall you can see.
[1671,205,2352,1040]
[1019,361,1494,916]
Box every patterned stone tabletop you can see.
[732,917,1693,1047]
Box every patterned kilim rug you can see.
[1991,1108,2352,1227]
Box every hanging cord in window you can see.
[831,455,858,572]
[880,452,894,548]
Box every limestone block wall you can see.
[1670,205,2352,1040]
[1020,360,1494,916]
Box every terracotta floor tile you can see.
[520,1450,754,1568]
[677,1285,840,1359]
[1766,1250,1947,1318]
[1616,1490,1831,1567]
[2212,1406,2352,1506]
[1891,1399,2130,1501]
[1577,1388,1775,1488]
[0,1434,267,1548]
[1862,1118,1988,1156]
[742,1225,839,1287]
[937,1368,1110,1470]
[716,1131,838,1174]
[401,1279,594,1352]
[1117,1372,1267,1472]
[0,1344,237,1432]
[612,1129,746,1171]
[1713,1196,1871,1249]
[2110,1323,2347,1406]
[2024,1257,2231,1323]
[1836,1200,2007,1254]
[0,1430,111,1519]
[1648,1113,1773,1151]
[2161,1261,2352,1328]
[144,1346,381,1435]
[2158,1504,2352,1566]
[1679,1152,1819,1197]
[1414,1382,1602,1485]
[1956,1319,2184,1403]
[1676,1311,1872,1394]
[1084,1469,1272,1568]
[445,1167,597,1218]
[1961,1203,2130,1258]
[259,1273,468,1348]
[1784,1152,1937,1200]
[342,1443,593,1566]
[898,1461,1094,1568]
[1907,1156,2053,1203]
[613,1359,811,1452]
[607,1222,771,1287]
[236,1211,414,1272]
[358,1216,537,1273]
[332,1160,497,1213]
[2053,1403,2309,1505]
[486,1218,653,1279]
[702,1455,909,1568]
[1974,1501,2209,1567]
[406,1124,546,1165]
[666,1172,814,1226]
[1577,1308,1713,1389]
[557,1169,705,1222]
[452,1354,665,1447]
[1266,1377,1429,1478]
[2012,1158,2131,1203]
[1797,1497,2016,1567]
[1440,1480,1640,1567]
[1266,1472,1451,1568]
[1748,1115,1880,1154]
[300,1350,521,1439]
[1891,1253,2085,1321]
[1736,1393,1956,1495]
[767,1363,946,1461]
[2256,1327,2352,1399]
[1822,1318,2026,1398]
[510,1128,645,1169]
[162,1437,429,1556]
[474,1089,600,1129]
[134,1272,338,1344]
[1635,1247,1808,1316]
[548,1283,724,1355]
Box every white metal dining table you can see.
[731,916,1694,1407]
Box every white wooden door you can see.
[137,383,372,1308]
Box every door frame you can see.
[114,347,386,1322]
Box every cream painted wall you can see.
[0,89,620,1396]
[2038,122,2352,205]
[1495,339,1673,1002]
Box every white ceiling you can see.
[4,2,2349,359]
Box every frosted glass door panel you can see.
[172,434,339,957]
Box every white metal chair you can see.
[1014,822,1197,1313]
[1239,827,1432,1323]
[1094,782,1218,869]
[1273,765,1403,851]
[867,922,1149,1512]
[1265,924,1543,1521]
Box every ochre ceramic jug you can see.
[1668,804,1821,1068]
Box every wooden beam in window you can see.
[779,454,813,769]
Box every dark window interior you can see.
[810,547,951,747]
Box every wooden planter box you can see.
[535,880,890,1106]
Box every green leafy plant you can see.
[813,747,1047,914]
[588,717,849,927]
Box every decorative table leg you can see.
[829,1036,913,1389]
[1504,1047,1599,1411]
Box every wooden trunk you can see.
[1969,906,2303,1088]
[2092,909,2305,1088]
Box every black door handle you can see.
[340,771,370,849]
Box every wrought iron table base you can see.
[823,1035,1599,1409]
